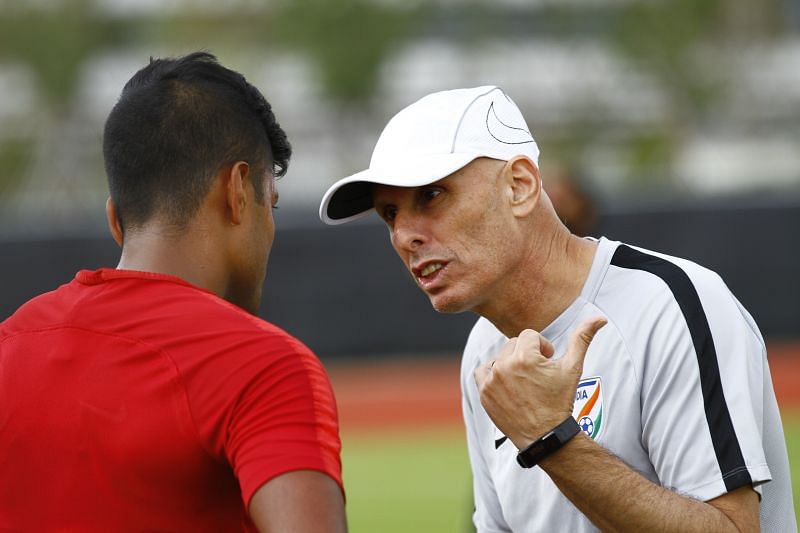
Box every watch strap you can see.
[516,416,581,468]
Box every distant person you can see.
[319,86,795,531]
[0,52,346,532]
[546,166,598,237]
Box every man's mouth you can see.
[420,263,444,277]
[413,261,449,288]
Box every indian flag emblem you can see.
[572,377,603,440]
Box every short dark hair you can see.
[103,51,291,231]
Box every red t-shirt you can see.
[0,269,342,531]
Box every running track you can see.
[329,341,800,431]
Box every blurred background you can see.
[1,0,798,530]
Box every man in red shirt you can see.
[0,52,345,532]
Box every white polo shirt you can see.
[461,237,796,532]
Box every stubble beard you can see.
[427,286,477,315]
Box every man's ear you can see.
[105,197,124,247]
[225,161,250,225]
[507,156,541,218]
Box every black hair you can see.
[102,51,291,231]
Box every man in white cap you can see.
[319,86,795,531]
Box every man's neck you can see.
[116,226,228,299]
[479,231,598,339]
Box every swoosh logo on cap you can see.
[486,100,534,145]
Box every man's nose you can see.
[391,212,426,253]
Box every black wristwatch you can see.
[516,416,581,468]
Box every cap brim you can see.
[319,152,478,225]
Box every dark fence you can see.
[2,199,799,359]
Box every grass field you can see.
[343,427,472,533]
[784,410,800,523]
[342,413,800,533]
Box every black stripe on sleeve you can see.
[610,244,752,492]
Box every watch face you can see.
[516,417,580,468]
[516,435,551,468]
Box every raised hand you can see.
[474,318,607,450]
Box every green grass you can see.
[343,413,800,532]
[342,427,473,533]
[784,410,800,521]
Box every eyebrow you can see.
[373,201,389,215]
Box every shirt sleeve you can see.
[462,319,512,533]
[638,268,771,502]
[222,334,343,506]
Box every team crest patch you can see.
[572,377,603,440]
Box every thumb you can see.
[563,317,607,371]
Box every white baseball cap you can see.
[318,85,539,225]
